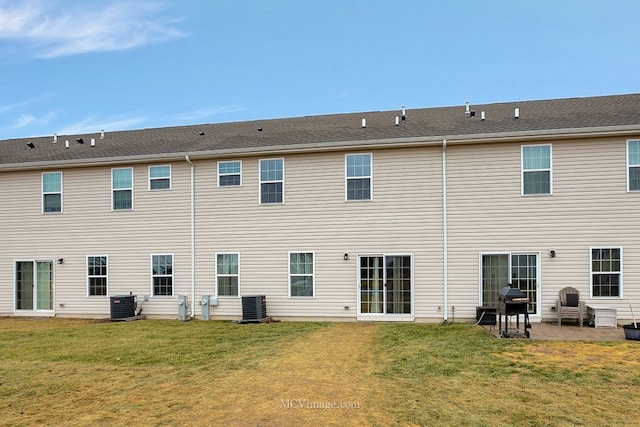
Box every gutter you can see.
[185,155,195,319]
[442,139,448,323]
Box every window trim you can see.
[627,140,640,192]
[112,167,134,211]
[86,255,108,297]
[259,158,285,204]
[521,144,552,196]
[589,246,623,298]
[215,252,240,297]
[42,171,63,214]
[345,153,373,201]
[288,251,315,298]
[151,254,174,297]
[148,165,172,191]
[217,160,242,187]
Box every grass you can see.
[1,318,639,426]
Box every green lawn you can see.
[1,318,639,426]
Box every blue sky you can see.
[1,0,639,139]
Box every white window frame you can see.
[148,165,172,191]
[112,167,134,211]
[521,144,552,196]
[87,255,108,297]
[42,171,63,214]
[288,251,315,298]
[215,252,240,297]
[345,153,373,201]
[259,158,284,204]
[589,247,623,298]
[218,160,242,187]
[626,140,640,192]
[151,254,174,297]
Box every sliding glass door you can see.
[15,261,53,312]
[481,253,539,315]
[359,255,412,317]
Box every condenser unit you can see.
[241,295,267,322]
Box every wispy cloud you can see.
[0,0,185,58]
[11,111,56,129]
[55,115,147,136]
[169,106,246,123]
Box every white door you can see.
[15,261,54,312]
[358,255,413,318]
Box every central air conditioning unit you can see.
[241,295,267,322]
[110,295,136,321]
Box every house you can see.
[1,93,639,323]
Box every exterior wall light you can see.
[343,253,349,261]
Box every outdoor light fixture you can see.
[549,250,556,258]
[343,253,349,261]
[57,258,64,264]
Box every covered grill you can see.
[498,284,531,338]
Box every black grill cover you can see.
[499,285,527,302]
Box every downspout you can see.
[442,139,449,323]
[185,155,195,318]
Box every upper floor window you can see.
[218,161,242,187]
[259,158,284,204]
[151,254,173,296]
[627,140,640,191]
[216,253,239,297]
[346,154,372,201]
[87,256,108,296]
[112,168,133,210]
[590,247,622,298]
[521,145,552,195]
[289,252,314,297]
[149,165,171,190]
[42,172,62,213]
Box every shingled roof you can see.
[2,93,640,170]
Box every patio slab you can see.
[482,321,630,341]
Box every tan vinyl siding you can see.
[193,146,444,319]
[445,136,640,320]
[0,162,192,317]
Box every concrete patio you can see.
[482,321,634,341]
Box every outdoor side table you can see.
[586,304,617,328]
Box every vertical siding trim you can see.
[186,155,195,317]
[442,139,448,322]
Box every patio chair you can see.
[556,287,585,327]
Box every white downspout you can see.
[185,155,195,318]
[442,139,449,323]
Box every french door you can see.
[15,261,54,312]
[481,253,540,316]
[358,255,412,317]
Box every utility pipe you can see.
[185,155,195,318]
[442,139,449,322]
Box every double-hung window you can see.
[346,154,372,201]
[522,145,552,195]
[627,140,640,191]
[590,247,622,297]
[216,253,239,297]
[42,172,62,213]
[289,252,314,297]
[149,165,171,190]
[259,158,284,204]
[152,254,173,296]
[112,168,133,210]
[87,256,108,296]
[218,161,242,187]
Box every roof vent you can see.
[469,111,476,118]
[361,118,366,128]
[514,108,520,119]
[65,140,70,149]
[465,102,470,114]
[100,129,105,139]
[199,131,205,135]
[395,116,399,126]
[257,127,262,132]
[53,133,57,143]
[90,138,96,147]
[481,111,485,121]
[401,106,406,121]
[27,142,35,149]
[76,138,84,144]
